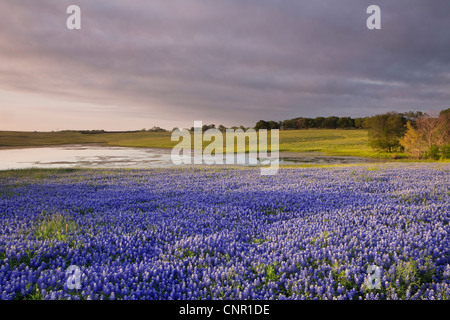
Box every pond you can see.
[0,145,378,170]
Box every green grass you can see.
[5,129,449,161]
[0,168,79,179]
[35,213,79,242]
[0,130,173,148]
[278,129,402,158]
[0,129,403,159]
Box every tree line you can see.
[369,109,449,159]
[254,116,368,130]
[162,108,450,160]
[253,109,449,159]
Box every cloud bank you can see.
[0,0,449,130]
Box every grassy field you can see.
[0,129,403,159]
[0,130,173,149]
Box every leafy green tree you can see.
[282,119,293,130]
[202,124,215,132]
[303,118,315,129]
[148,126,166,132]
[354,118,366,129]
[255,120,269,130]
[442,145,450,159]
[294,118,304,129]
[323,116,339,129]
[267,121,281,129]
[314,117,325,128]
[366,112,407,152]
[337,117,355,128]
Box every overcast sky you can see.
[0,0,449,131]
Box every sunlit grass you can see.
[35,213,78,242]
[3,129,448,161]
[0,168,79,179]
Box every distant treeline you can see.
[186,109,448,159]
[366,108,449,159]
[78,130,107,134]
[60,128,168,134]
[254,109,449,159]
[57,129,109,134]
[254,111,425,130]
[179,111,430,133]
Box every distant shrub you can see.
[426,145,440,160]
[442,145,450,159]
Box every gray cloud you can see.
[0,0,449,130]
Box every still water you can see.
[0,145,375,170]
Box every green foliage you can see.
[0,168,78,180]
[76,207,94,215]
[442,145,450,159]
[35,213,78,242]
[366,112,407,153]
[388,257,435,299]
[426,145,441,160]
[266,264,280,282]
[0,130,176,149]
[183,250,194,258]
[251,262,280,283]
[21,285,45,300]
[255,120,278,130]
[252,238,266,245]
[336,270,354,290]
[277,129,383,158]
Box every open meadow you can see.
[0,129,400,159]
[0,163,448,300]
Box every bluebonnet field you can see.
[0,163,449,300]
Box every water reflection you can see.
[0,145,376,170]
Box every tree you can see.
[416,112,449,148]
[323,116,339,129]
[294,118,304,129]
[271,121,282,129]
[354,117,366,129]
[282,119,297,130]
[201,124,216,132]
[400,111,449,159]
[148,126,166,132]
[366,112,407,152]
[337,117,354,128]
[314,117,325,128]
[303,118,315,129]
[255,120,269,130]
[400,122,427,158]
[402,111,424,124]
